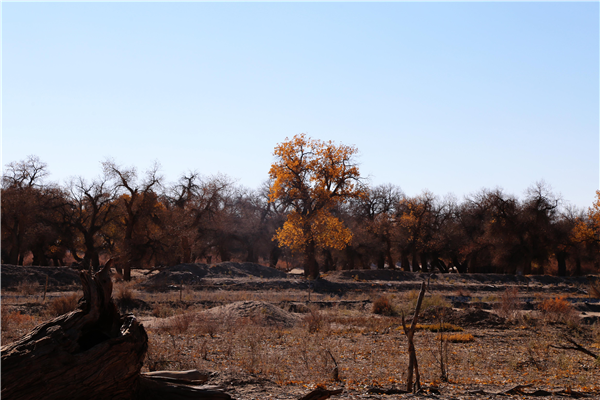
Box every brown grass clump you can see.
[304,307,326,333]
[538,295,578,325]
[114,281,137,310]
[497,287,522,322]
[46,293,79,316]
[1,309,42,345]
[156,313,195,335]
[152,303,176,318]
[17,280,40,296]
[372,295,395,316]
[438,333,475,343]
[418,323,463,332]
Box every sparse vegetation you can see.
[372,295,395,316]
[2,264,599,399]
[538,295,579,325]
[497,287,522,322]
[46,292,80,316]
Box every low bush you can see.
[47,293,79,316]
[497,287,521,321]
[372,296,395,316]
[304,307,325,333]
[538,295,578,325]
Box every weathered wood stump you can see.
[1,265,230,400]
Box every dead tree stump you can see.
[1,265,230,400]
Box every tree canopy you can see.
[268,134,364,278]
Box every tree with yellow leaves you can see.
[573,190,600,246]
[269,134,364,279]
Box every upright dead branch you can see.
[402,281,426,393]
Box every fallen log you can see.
[1,265,230,400]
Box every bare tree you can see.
[103,160,163,280]
[64,174,119,270]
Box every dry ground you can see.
[2,264,600,399]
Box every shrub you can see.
[115,281,137,310]
[538,295,578,324]
[1,309,34,332]
[47,293,79,316]
[497,287,521,321]
[157,313,195,335]
[152,303,175,318]
[372,296,395,316]
[304,307,325,333]
[196,313,221,338]
[17,280,40,296]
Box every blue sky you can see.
[3,2,598,209]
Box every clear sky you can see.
[3,2,599,209]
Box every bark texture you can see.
[1,265,230,400]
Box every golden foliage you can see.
[573,190,600,244]
[269,134,364,253]
[274,210,352,252]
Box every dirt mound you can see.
[453,308,506,328]
[419,306,505,328]
[146,262,288,287]
[1,265,81,289]
[203,301,299,328]
[209,262,288,278]
[332,269,422,281]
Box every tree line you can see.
[2,141,599,280]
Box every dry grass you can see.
[2,284,599,395]
[497,287,522,322]
[538,295,579,325]
[438,333,475,343]
[372,295,395,316]
[141,304,599,392]
[1,309,42,345]
[16,280,41,296]
[417,323,464,332]
[46,292,80,317]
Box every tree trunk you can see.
[420,253,429,272]
[305,240,319,279]
[574,256,582,276]
[377,251,385,269]
[411,252,419,272]
[401,251,410,272]
[269,246,281,269]
[385,240,394,269]
[1,265,231,400]
[181,237,192,264]
[345,246,356,270]
[322,249,334,272]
